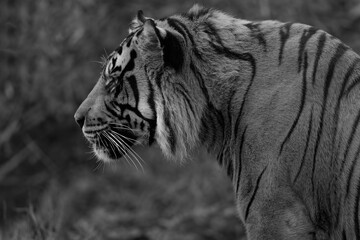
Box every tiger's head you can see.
[74,10,202,163]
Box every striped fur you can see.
[74,5,360,239]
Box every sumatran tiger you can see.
[74,5,360,239]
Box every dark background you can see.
[1,0,360,239]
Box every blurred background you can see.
[1,0,360,239]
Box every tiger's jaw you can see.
[83,126,139,163]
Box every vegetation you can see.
[1,0,359,239]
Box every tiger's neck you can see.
[182,17,287,175]
[187,20,267,162]
[157,15,287,166]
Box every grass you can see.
[2,145,246,240]
[1,0,360,239]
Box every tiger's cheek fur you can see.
[147,79,204,161]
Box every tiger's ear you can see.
[142,19,166,43]
[129,10,148,34]
[162,29,184,72]
[136,19,184,72]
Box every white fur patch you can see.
[93,146,113,163]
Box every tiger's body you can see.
[74,5,360,239]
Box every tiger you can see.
[74,4,360,239]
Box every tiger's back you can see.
[74,5,360,239]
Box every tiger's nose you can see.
[74,105,90,129]
[74,114,85,128]
[74,112,85,128]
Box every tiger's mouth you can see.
[84,126,138,162]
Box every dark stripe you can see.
[199,22,257,140]
[227,90,236,125]
[332,60,359,166]
[167,18,188,43]
[205,22,257,63]
[190,62,210,102]
[335,59,359,124]
[153,25,164,47]
[164,102,176,154]
[222,90,237,161]
[153,69,176,152]
[210,104,225,131]
[354,176,360,239]
[126,35,134,47]
[115,46,123,55]
[244,22,267,51]
[227,158,233,178]
[199,117,209,144]
[110,55,122,73]
[233,53,256,139]
[207,111,217,149]
[174,83,196,118]
[111,65,122,74]
[279,51,308,154]
[217,149,224,165]
[334,131,345,228]
[114,50,137,97]
[218,90,237,168]
[245,166,267,220]
[293,106,313,183]
[279,22,293,65]
[312,33,327,85]
[199,106,219,150]
[345,143,360,198]
[124,85,129,100]
[236,126,247,193]
[166,18,204,61]
[342,229,347,240]
[340,110,360,174]
[163,30,184,71]
[344,71,360,98]
[135,28,143,37]
[206,104,224,150]
[111,101,153,122]
[298,27,317,72]
[311,43,347,193]
[127,76,139,107]
[105,102,121,119]
[145,68,157,145]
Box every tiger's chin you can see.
[92,145,123,163]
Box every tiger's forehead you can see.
[104,38,134,77]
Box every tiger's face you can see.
[75,9,192,162]
[74,22,159,162]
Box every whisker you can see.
[102,131,132,168]
[106,131,139,171]
[111,125,148,138]
[94,159,105,172]
[90,60,106,66]
[103,48,109,58]
[110,129,145,163]
[108,122,141,130]
[113,133,145,172]
[111,130,143,145]
[98,132,117,173]
[106,131,139,170]
[95,133,105,173]
[108,131,144,172]
[111,125,144,135]
[105,132,119,159]
[120,138,145,165]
